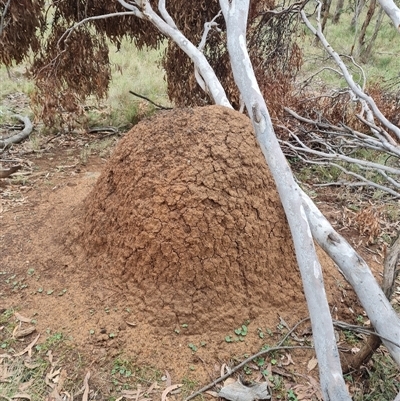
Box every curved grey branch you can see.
[0,115,33,150]
[117,0,232,108]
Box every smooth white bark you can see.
[377,0,400,31]
[299,187,400,365]
[219,1,351,400]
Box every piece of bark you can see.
[219,381,271,401]
[0,165,21,179]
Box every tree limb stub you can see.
[0,115,33,151]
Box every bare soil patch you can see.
[0,106,373,398]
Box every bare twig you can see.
[128,90,173,110]
[195,10,222,94]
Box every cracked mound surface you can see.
[81,105,307,331]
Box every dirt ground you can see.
[0,106,397,400]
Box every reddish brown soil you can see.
[0,106,365,396]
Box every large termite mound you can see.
[81,106,308,331]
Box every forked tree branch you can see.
[117,0,232,108]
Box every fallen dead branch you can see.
[0,115,33,151]
[185,317,312,401]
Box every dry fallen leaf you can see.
[82,371,91,401]
[15,334,40,357]
[14,312,32,324]
[219,380,271,401]
[224,378,236,386]
[281,353,295,366]
[13,326,36,339]
[307,357,318,372]
[161,384,183,401]
[164,370,172,387]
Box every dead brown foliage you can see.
[1,0,302,126]
[289,84,400,140]
[0,0,45,66]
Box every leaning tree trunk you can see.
[321,0,333,31]
[219,1,351,400]
[351,0,365,29]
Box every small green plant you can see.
[243,365,252,375]
[234,324,248,337]
[287,389,299,401]
[344,330,359,345]
[188,343,197,352]
[111,359,133,378]
[255,357,265,367]
[225,336,233,343]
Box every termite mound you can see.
[81,105,308,331]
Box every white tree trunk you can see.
[377,0,400,30]
[219,1,351,400]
